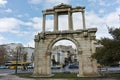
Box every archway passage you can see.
[33,3,99,77]
[50,40,79,73]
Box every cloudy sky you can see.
[0,0,120,47]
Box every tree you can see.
[0,46,7,65]
[9,46,26,62]
[15,47,26,62]
[92,28,120,66]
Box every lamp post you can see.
[15,48,18,74]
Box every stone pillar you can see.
[33,35,40,76]
[77,41,99,77]
[78,50,84,76]
[46,50,52,75]
[43,14,46,32]
[33,40,53,77]
[54,12,58,31]
[82,11,86,30]
[68,11,73,30]
[91,40,98,74]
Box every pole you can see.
[15,48,18,74]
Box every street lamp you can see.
[15,48,19,74]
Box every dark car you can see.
[68,64,79,69]
[51,65,61,69]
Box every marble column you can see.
[68,11,73,30]
[82,11,86,30]
[43,14,46,32]
[54,12,58,31]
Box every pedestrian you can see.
[22,64,27,71]
[62,64,66,73]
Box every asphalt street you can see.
[0,67,120,80]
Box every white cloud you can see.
[0,17,42,39]
[29,0,69,6]
[46,0,69,5]
[88,0,97,3]
[0,17,34,33]
[86,11,103,27]
[46,19,54,31]
[115,0,120,5]
[29,0,42,4]
[31,17,42,30]
[104,6,120,27]
[43,0,70,9]
[88,0,109,7]
[0,35,4,40]
[58,15,73,30]
[53,40,77,49]
[85,6,120,39]
[17,13,30,18]
[0,0,7,7]
[0,17,24,32]
[0,35,5,44]
[17,14,23,18]
[99,0,106,6]
[85,11,111,39]
[4,8,12,13]
[31,17,54,31]
[99,9,105,14]
[26,40,34,47]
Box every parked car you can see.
[68,64,79,69]
[0,65,7,69]
[27,65,33,69]
[51,65,61,69]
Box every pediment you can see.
[54,3,71,9]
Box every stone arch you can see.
[33,3,99,77]
[47,37,81,55]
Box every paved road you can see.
[0,69,33,74]
[0,73,34,80]
[0,69,34,80]
[0,68,120,80]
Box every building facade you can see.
[51,45,77,65]
[0,43,34,64]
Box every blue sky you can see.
[0,0,120,47]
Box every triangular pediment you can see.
[54,3,71,9]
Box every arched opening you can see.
[50,39,79,73]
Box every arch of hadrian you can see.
[33,3,99,77]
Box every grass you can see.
[15,73,78,79]
[15,73,32,78]
[104,73,120,78]
[15,73,120,80]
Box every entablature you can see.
[42,3,85,15]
